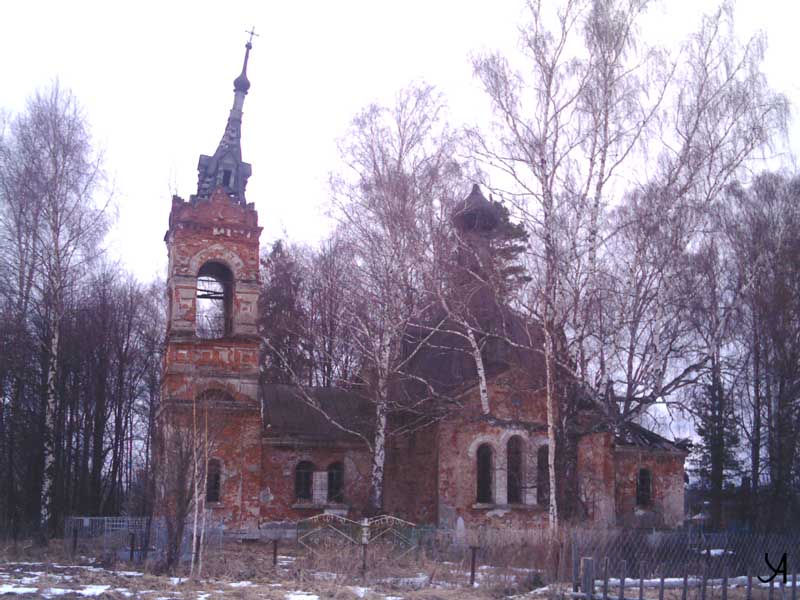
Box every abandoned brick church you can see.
[157,41,688,537]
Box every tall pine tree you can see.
[258,241,310,384]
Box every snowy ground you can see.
[0,556,537,599]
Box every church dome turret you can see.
[233,41,252,93]
[452,183,499,232]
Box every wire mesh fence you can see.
[572,528,798,579]
[63,516,223,564]
[58,516,797,591]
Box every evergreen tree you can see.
[258,241,309,384]
[691,375,741,528]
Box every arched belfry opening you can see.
[196,262,233,339]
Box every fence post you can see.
[470,546,478,587]
[619,560,627,600]
[582,557,595,600]
[639,566,645,600]
[746,572,753,600]
[658,574,665,600]
[770,578,775,600]
[573,532,580,592]
[701,571,708,600]
[72,526,79,556]
[722,571,728,600]
[792,571,797,600]
[361,518,369,579]
[602,557,609,600]
[682,570,688,600]
[272,539,278,567]
[129,532,135,562]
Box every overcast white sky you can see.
[1,0,798,283]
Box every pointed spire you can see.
[192,32,258,206]
[233,41,252,94]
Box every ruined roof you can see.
[261,383,373,444]
[614,421,691,454]
[400,305,548,399]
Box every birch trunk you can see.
[190,395,199,577]
[543,325,559,535]
[465,327,490,414]
[369,339,391,513]
[41,322,60,532]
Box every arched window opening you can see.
[536,445,550,506]
[206,459,221,503]
[476,444,493,504]
[327,462,344,503]
[222,169,232,187]
[196,261,233,339]
[295,461,315,502]
[637,468,652,506]
[507,436,524,504]
[197,388,235,404]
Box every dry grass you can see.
[18,534,775,600]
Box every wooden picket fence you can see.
[574,556,795,600]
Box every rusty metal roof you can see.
[614,421,691,453]
[261,383,373,444]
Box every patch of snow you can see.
[350,586,368,597]
[285,593,319,600]
[170,576,185,585]
[113,570,144,577]
[77,584,112,596]
[43,588,71,596]
[0,583,38,595]
[229,580,255,587]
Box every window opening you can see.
[295,461,315,501]
[327,462,344,503]
[476,443,493,503]
[637,468,652,506]
[196,262,233,339]
[507,436,523,504]
[206,459,221,502]
[537,445,550,506]
[222,169,232,187]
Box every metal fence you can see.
[60,516,797,587]
[572,528,799,579]
[63,516,223,564]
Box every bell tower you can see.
[158,36,263,533]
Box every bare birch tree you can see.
[0,82,109,535]
[330,83,465,512]
[470,0,788,532]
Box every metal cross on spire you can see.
[245,26,259,47]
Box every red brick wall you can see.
[259,442,372,522]
[383,424,440,524]
[614,450,686,528]
[433,377,552,531]
[577,432,615,526]
[159,186,265,533]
